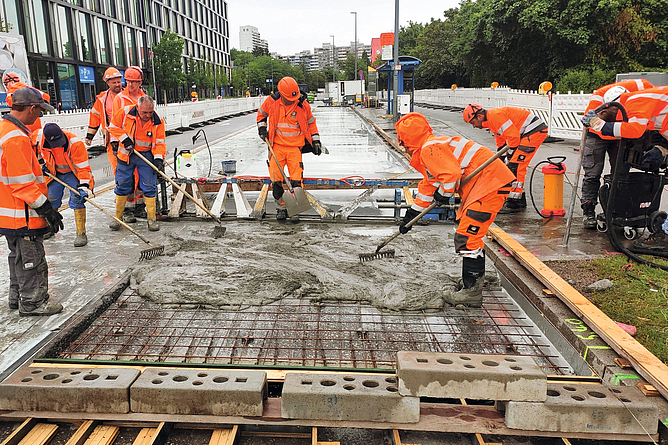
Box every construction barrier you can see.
[414,88,590,141]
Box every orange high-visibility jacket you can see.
[6,83,48,133]
[0,117,49,232]
[483,107,547,149]
[108,105,166,163]
[410,135,515,220]
[112,89,146,116]
[87,89,119,145]
[32,129,94,189]
[257,92,320,146]
[599,86,668,140]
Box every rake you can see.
[46,173,164,261]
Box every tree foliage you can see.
[152,30,186,96]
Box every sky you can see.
[226,0,461,56]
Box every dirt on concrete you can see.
[544,259,601,298]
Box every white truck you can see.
[0,32,32,112]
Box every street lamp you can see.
[330,35,335,82]
[350,12,357,80]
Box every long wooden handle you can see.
[264,137,295,193]
[133,150,223,224]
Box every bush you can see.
[555,69,617,94]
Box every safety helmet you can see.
[603,85,628,104]
[462,103,484,123]
[277,76,300,102]
[395,112,433,152]
[103,67,122,82]
[2,71,20,86]
[124,66,143,82]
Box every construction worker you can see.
[108,95,165,232]
[112,66,147,222]
[3,71,49,133]
[395,113,514,307]
[257,76,321,221]
[86,67,123,166]
[0,87,63,316]
[463,104,548,213]
[32,123,94,247]
[579,79,654,229]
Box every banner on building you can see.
[0,33,31,111]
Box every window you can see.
[110,22,124,66]
[4,0,21,35]
[106,0,116,18]
[54,5,74,58]
[117,0,127,22]
[126,27,138,65]
[95,17,109,64]
[78,12,94,61]
[22,0,50,55]
[129,0,139,25]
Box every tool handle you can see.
[460,144,511,187]
[376,202,439,252]
[264,137,295,193]
[46,173,153,246]
[562,129,588,246]
[133,150,223,225]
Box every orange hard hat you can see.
[124,66,143,82]
[395,112,433,152]
[2,71,20,85]
[277,76,300,102]
[463,103,484,123]
[103,67,122,82]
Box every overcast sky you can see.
[226,0,461,56]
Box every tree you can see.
[189,59,214,97]
[152,30,186,103]
[0,18,12,33]
[252,46,269,57]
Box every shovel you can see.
[264,137,312,217]
[45,173,164,261]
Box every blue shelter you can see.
[376,56,421,115]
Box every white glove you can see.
[78,185,94,198]
[589,116,605,132]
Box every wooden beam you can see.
[83,425,119,445]
[0,418,39,445]
[209,425,237,445]
[17,423,58,445]
[392,429,421,445]
[64,420,99,445]
[488,226,668,400]
[131,428,157,445]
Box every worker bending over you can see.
[32,123,94,247]
[108,95,165,232]
[0,87,63,316]
[3,71,50,133]
[463,104,547,213]
[396,113,514,307]
[257,76,322,221]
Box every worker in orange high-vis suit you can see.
[112,66,147,222]
[3,72,50,133]
[0,87,63,316]
[395,113,514,307]
[86,67,123,164]
[578,79,654,229]
[32,123,94,248]
[108,95,165,232]
[463,104,548,214]
[257,76,321,221]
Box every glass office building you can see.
[1,0,230,109]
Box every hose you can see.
[528,156,566,219]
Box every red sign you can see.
[380,33,394,46]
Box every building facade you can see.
[1,0,231,109]
[238,25,267,54]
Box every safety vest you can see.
[0,117,49,233]
[87,89,119,145]
[601,86,668,140]
[6,83,47,133]
[32,129,94,189]
[483,107,547,149]
[108,105,166,163]
[112,89,146,118]
[410,135,515,220]
[257,92,320,146]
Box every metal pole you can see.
[392,0,399,120]
[351,12,357,80]
[330,35,335,82]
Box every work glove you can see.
[35,200,64,234]
[153,158,164,170]
[258,126,268,141]
[111,141,119,157]
[581,110,605,131]
[399,207,421,234]
[432,188,451,206]
[125,144,135,155]
[312,140,322,156]
[39,159,51,178]
[84,135,93,146]
[581,110,597,126]
[640,146,667,171]
[78,183,93,199]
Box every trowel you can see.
[264,138,312,216]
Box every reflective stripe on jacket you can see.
[32,129,94,188]
[600,86,668,140]
[87,89,118,144]
[108,105,166,163]
[257,92,320,146]
[6,83,46,133]
[484,107,547,149]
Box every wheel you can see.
[649,211,667,234]
[597,220,608,233]
[623,226,638,240]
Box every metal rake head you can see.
[140,245,165,261]
[358,249,395,263]
[212,225,227,239]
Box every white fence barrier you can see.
[414,88,590,140]
[40,97,263,146]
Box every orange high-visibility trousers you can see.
[268,142,303,183]
[507,129,548,199]
[454,190,508,253]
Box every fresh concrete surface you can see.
[130,368,266,416]
[280,372,419,423]
[0,365,139,413]
[396,351,547,401]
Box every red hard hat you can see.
[103,67,122,82]
[277,77,300,102]
[395,112,433,151]
[124,66,143,82]
[463,103,484,123]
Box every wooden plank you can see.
[193,183,212,217]
[249,183,269,220]
[0,418,39,445]
[208,425,237,445]
[305,192,333,219]
[83,425,119,445]
[488,226,668,400]
[145,422,172,445]
[20,423,58,445]
[64,420,99,445]
[210,183,229,217]
[637,382,660,397]
[131,428,157,445]
[402,187,414,206]
[312,427,317,445]
[168,190,185,218]
[231,183,252,218]
[615,357,632,369]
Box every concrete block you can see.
[505,383,658,434]
[397,351,546,401]
[130,368,267,416]
[0,366,140,413]
[281,372,419,423]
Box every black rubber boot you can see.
[581,201,597,230]
[446,255,486,308]
[498,198,523,214]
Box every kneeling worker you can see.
[33,123,94,247]
[395,113,514,307]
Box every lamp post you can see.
[392,0,399,120]
[330,35,335,82]
[350,12,357,80]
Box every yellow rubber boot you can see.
[110,195,128,231]
[146,197,159,231]
[73,208,88,247]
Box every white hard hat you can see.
[603,85,628,104]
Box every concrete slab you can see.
[281,372,419,423]
[130,368,267,416]
[396,351,547,401]
[0,366,139,413]
[504,383,658,435]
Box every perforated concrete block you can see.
[0,366,140,413]
[505,383,658,434]
[281,372,419,423]
[397,351,547,401]
[130,368,267,416]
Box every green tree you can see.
[0,18,12,33]
[189,59,214,97]
[152,30,186,103]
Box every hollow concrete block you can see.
[504,383,658,435]
[396,351,547,401]
[281,372,419,423]
[0,366,140,413]
[130,368,267,416]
